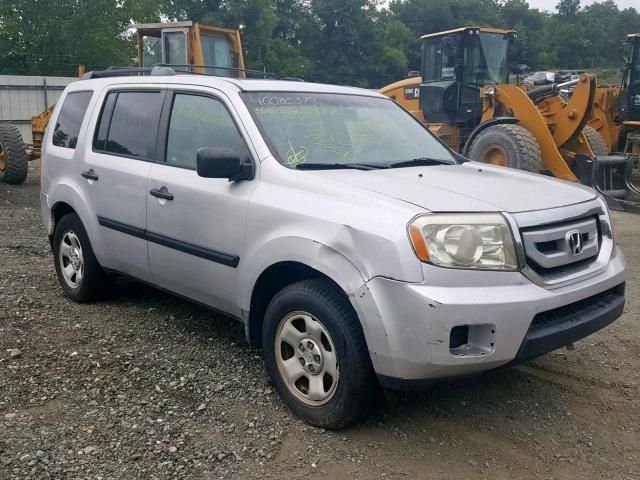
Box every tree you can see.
[0,0,145,75]
[556,0,581,18]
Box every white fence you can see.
[0,75,76,142]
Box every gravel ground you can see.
[1,161,639,480]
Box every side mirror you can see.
[196,147,254,181]
[407,70,420,78]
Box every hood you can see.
[307,162,596,213]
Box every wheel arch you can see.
[462,117,519,157]
[241,238,367,348]
[48,201,77,247]
[44,182,104,261]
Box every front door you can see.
[146,90,257,316]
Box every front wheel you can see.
[262,279,377,429]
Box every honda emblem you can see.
[566,230,583,256]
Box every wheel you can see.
[467,124,542,173]
[0,124,28,184]
[582,125,609,156]
[262,279,377,429]
[53,213,113,302]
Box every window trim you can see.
[91,88,167,162]
[51,90,94,150]
[157,89,255,172]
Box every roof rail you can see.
[154,64,304,81]
[81,64,304,82]
[82,66,177,79]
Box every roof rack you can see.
[82,64,304,82]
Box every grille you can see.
[530,286,623,330]
[521,216,600,277]
[527,256,596,276]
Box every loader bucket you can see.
[573,154,640,214]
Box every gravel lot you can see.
[1,161,639,480]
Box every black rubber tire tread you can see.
[53,213,113,302]
[262,278,378,429]
[582,125,609,156]
[468,124,542,173]
[0,124,28,184]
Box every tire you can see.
[53,213,113,302]
[0,124,28,184]
[262,279,378,429]
[467,124,542,173]
[582,125,609,156]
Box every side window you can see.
[93,91,163,159]
[93,92,117,151]
[52,91,93,149]
[165,93,249,169]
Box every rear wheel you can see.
[468,124,542,173]
[53,213,113,302]
[582,125,609,156]
[262,279,378,429]
[0,124,28,184]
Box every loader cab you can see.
[621,34,640,123]
[134,21,245,77]
[419,28,516,125]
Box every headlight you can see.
[596,195,614,240]
[408,213,518,271]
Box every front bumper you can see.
[350,245,626,390]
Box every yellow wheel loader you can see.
[380,27,638,212]
[588,33,640,213]
[0,21,245,184]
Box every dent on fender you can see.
[324,223,412,283]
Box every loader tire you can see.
[467,124,542,173]
[0,124,28,184]
[582,126,609,156]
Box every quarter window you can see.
[94,91,163,159]
[165,94,249,169]
[52,91,93,149]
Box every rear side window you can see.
[52,91,93,149]
[93,91,163,160]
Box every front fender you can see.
[240,235,367,313]
[239,236,395,367]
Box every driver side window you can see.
[165,93,249,169]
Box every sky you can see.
[525,0,639,11]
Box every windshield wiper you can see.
[295,163,383,171]
[389,157,455,168]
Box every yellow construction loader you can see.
[0,21,244,185]
[380,27,639,212]
[587,33,640,212]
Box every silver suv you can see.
[41,69,626,428]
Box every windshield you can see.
[464,33,509,86]
[241,92,456,168]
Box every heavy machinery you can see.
[590,34,640,155]
[380,27,639,211]
[0,21,244,185]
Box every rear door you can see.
[146,88,257,316]
[81,87,165,281]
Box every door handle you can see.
[149,187,174,201]
[81,169,99,181]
